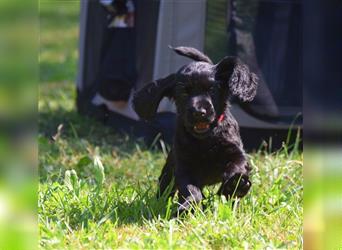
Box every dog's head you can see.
[133,46,258,138]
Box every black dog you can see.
[133,46,258,213]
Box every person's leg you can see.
[97,0,137,111]
[98,29,136,103]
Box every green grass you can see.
[39,1,303,249]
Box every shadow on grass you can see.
[39,108,148,155]
[46,184,176,229]
[107,194,175,226]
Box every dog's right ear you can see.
[133,74,176,121]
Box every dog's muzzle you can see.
[193,121,210,134]
[191,108,211,134]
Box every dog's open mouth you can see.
[193,122,210,134]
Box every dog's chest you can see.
[177,141,237,185]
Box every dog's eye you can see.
[207,84,215,92]
[208,85,220,96]
[176,82,184,90]
[175,83,189,97]
[176,82,185,91]
[185,85,193,94]
[179,83,192,94]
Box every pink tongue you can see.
[195,122,209,130]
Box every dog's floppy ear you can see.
[169,45,213,64]
[133,74,176,121]
[215,56,258,102]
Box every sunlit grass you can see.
[39,129,303,249]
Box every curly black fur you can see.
[133,46,258,214]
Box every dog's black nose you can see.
[193,108,206,118]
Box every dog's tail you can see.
[169,45,213,64]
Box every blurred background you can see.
[0,0,341,249]
[76,0,302,150]
[0,0,36,249]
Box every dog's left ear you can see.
[215,56,258,102]
[133,74,176,121]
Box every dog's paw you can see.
[223,174,251,198]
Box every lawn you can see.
[38,1,303,249]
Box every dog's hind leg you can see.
[177,184,203,214]
[175,173,203,214]
[157,161,176,198]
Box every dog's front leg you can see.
[175,171,203,214]
[218,156,252,199]
[157,162,176,198]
